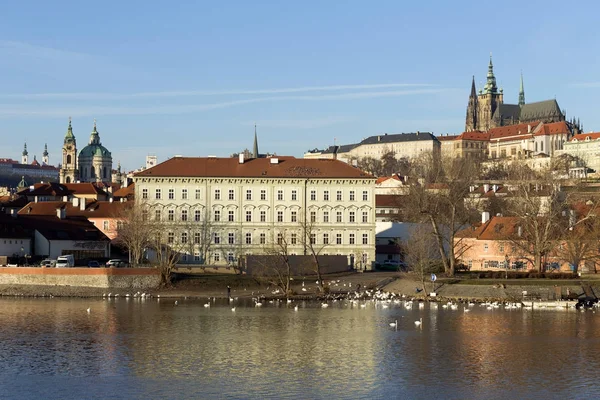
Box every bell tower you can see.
[60,117,78,183]
[476,54,504,131]
[465,76,478,131]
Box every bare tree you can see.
[404,225,440,295]
[404,154,479,276]
[253,229,297,297]
[113,201,153,266]
[300,210,330,292]
[180,207,218,266]
[554,203,600,274]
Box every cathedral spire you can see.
[43,143,48,157]
[64,117,75,142]
[252,123,259,159]
[89,118,100,145]
[22,142,28,156]
[518,71,525,106]
[470,75,477,97]
[483,53,498,94]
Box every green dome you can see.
[79,144,112,158]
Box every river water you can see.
[0,297,598,400]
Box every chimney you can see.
[72,197,79,207]
[34,196,38,203]
[469,185,474,193]
[492,184,498,193]
[62,196,68,201]
[517,226,522,237]
[270,158,279,164]
[109,197,113,203]
[527,125,531,133]
[80,198,86,211]
[10,209,17,218]
[377,136,381,142]
[483,184,490,193]
[238,153,245,164]
[482,211,490,224]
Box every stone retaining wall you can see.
[0,267,161,289]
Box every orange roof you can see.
[113,182,135,198]
[437,135,460,141]
[135,156,374,179]
[63,183,109,196]
[18,200,130,218]
[456,216,520,240]
[375,194,403,207]
[533,121,570,136]
[456,131,490,141]
[488,122,541,141]
[375,175,403,184]
[569,132,600,142]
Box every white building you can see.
[556,132,600,175]
[134,155,376,269]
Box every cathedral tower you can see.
[465,76,478,131]
[518,72,525,106]
[60,118,78,183]
[42,143,49,165]
[21,142,28,165]
[476,55,504,131]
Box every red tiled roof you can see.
[18,200,130,218]
[134,156,374,179]
[488,122,541,141]
[533,121,570,136]
[376,194,403,207]
[113,182,135,198]
[375,175,403,185]
[63,183,109,196]
[17,215,110,242]
[456,131,490,141]
[437,135,460,141]
[569,132,600,142]
[456,216,520,240]
[16,182,71,197]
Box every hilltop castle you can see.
[465,56,567,132]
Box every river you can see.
[0,297,598,399]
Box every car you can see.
[87,260,100,268]
[105,259,129,268]
[56,255,75,268]
[379,260,408,271]
[40,259,56,268]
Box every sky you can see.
[1,0,599,171]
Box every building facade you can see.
[133,156,377,269]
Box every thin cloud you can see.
[0,83,440,100]
[243,116,355,130]
[0,88,454,118]
[568,82,600,88]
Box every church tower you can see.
[60,118,78,183]
[253,123,259,158]
[42,143,49,165]
[475,55,504,131]
[518,72,525,106]
[465,76,478,131]
[21,142,28,165]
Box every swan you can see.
[321,303,329,308]
[174,300,178,306]
[389,320,397,327]
[204,303,210,308]
[255,301,263,307]
[294,305,299,311]
[86,307,90,313]
[231,307,236,312]
[414,318,423,326]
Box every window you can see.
[195,189,201,200]
[324,191,330,201]
[215,189,221,200]
[182,189,188,200]
[277,211,283,222]
[155,189,161,200]
[246,210,252,222]
[168,209,174,221]
[260,189,266,201]
[499,243,505,253]
[310,233,316,245]
[246,189,252,200]
[228,232,235,244]
[228,210,235,222]
[336,190,342,201]
[484,243,489,252]
[195,210,201,222]
[362,191,368,201]
[277,233,283,245]
[155,210,161,221]
[291,190,297,201]
[336,211,342,223]
[181,209,188,221]
[214,210,221,222]
[468,260,473,269]
[349,211,355,223]
[310,190,316,201]
[142,188,148,199]
[194,252,200,261]
[260,210,266,222]
[277,190,284,201]
[141,211,147,222]
[103,221,109,230]
[323,211,329,223]
[362,233,368,245]
[245,232,252,245]
[291,211,297,222]
[349,233,355,245]
[291,233,297,245]
[169,189,174,200]
[350,191,355,201]
[214,232,220,244]
[228,253,235,263]
[228,189,235,201]
[194,232,200,244]
[336,233,342,245]
[362,211,368,223]
[168,232,174,244]
[310,211,316,223]
[260,233,266,244]
[323,233,329,245]
[214,252,220,262]
[181,232,188,244]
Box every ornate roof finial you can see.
[43,143,48,156]
[22,142,28,156]
[518,71,525,106]
[93,118,97,130]
[253,123,259,159]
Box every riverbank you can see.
[0,272,598,303]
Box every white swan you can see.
[204,303,210,308]
[231,307,236,312]
[86,307,90,313]
[174,300,178,306]
[294,305,299,311]
[389,320,397,327]
[415,318,423,326]
[321,303,329,308]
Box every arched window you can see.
[83,168,87,178]
[66,155,71,164]
[535,142,538,152]
[66,176,71,183]
[91,166,95,178]
[103,167,107,179]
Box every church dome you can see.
[78,120,112,159]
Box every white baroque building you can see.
[133,155,376,269]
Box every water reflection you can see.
[0,298,599,399]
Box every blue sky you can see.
[1,0,599,171]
